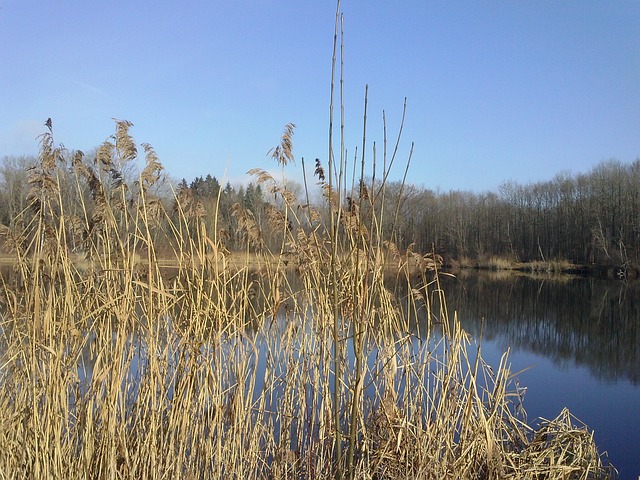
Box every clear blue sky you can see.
[1,1,638,192]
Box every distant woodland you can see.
[1,147,638,273]
[385,158,640,270]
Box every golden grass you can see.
[456,255,585,277]
[0,117,617,479]
[523,259,578,273]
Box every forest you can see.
[386,159,640,272]
[1,144,638,275]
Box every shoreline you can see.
[445,259,637,280]
[0,250,637,281]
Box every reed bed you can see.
[0,115,617,480]
[0,6,617,474]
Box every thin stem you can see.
[329,0,343,473]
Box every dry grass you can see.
[457,256,584,277]
[0,118,617,479]
[486,256,516,271]
[524,259,578,273]
[0,10,617,474]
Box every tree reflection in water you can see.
[440,272,640,384]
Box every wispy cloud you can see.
[51,73,105,97]
[71,79,105,96]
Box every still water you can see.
[438,271,640,479]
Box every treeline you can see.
[384,159,640,269]
[174,174,272,250]
[0,163,276,256]
[1,135,638,269]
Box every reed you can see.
[0,116,617,479]
[0,7,616,480]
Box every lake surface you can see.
[438,271,640,479]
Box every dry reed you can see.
[0,115,617,479]
[0,5,617,474]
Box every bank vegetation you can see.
[3,153,638,279]
[0,115,618,478]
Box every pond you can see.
[438,271,640,479]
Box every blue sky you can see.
[1,1,638,192]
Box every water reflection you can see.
[439,272,640,385]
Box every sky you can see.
[1,1,638,193]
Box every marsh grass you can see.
[471,255,585,274]
[524,259,577,273]
[0,5,616,477]
[0,118,617,479]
